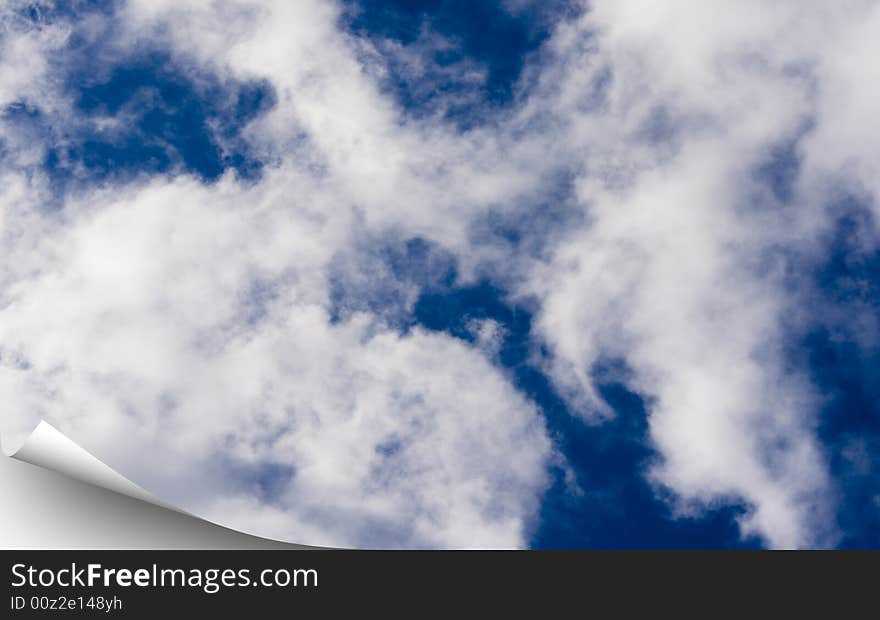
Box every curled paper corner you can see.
[0,424,34,458]
[0,420,316,549]
[5,420,174,511]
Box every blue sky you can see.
[1,0,879,548]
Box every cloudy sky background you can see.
[1,0,879,548]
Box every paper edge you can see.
[2,420,327,550]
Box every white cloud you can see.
[0,169,551,548]
[2,0,879,548]
[517,1,880,547]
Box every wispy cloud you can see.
[2,0,879,548]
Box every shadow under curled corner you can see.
[0,421,315,550]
